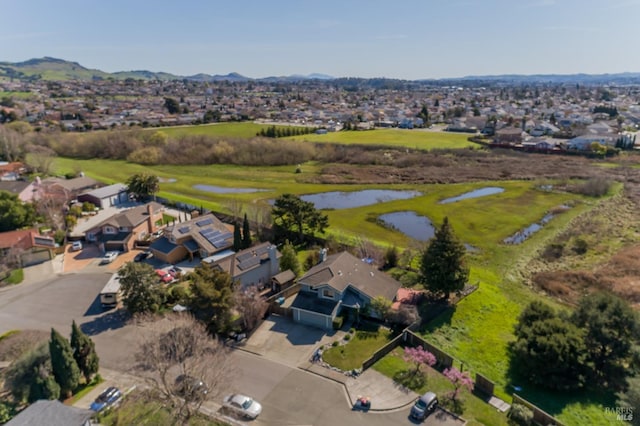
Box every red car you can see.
[155,269,175,284]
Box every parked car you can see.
[410,391,438,420]
[100,251,119,264]
[70,241,83,251]
[134,251,153,262]
[90,386,122,412]
[222,393,262,419]
[175,374,208,401]
[168,266,184,276]
[155,269,175,284]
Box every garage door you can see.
[20,250,52,267]
[294,308,330,329]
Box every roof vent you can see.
[370,271,374,277]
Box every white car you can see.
[100,251,119,264]
[222,394,262,419]
[70,241,83,251]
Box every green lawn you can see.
[322,328,395,371]
[98,391,223,426]
[69,376,104,404]
[287,128,478,151]
[155,122,309,139]
[373,347,509,426]
[5,269,24,284]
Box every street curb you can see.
[297,364,415,413]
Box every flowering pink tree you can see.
[403,346,436,376]
[443,367,474,402]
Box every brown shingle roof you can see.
[299,251,400,301]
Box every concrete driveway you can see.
[243,314,345,367]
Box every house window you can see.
[104,226,116,235]
[322,289,333,299]
[119,226,128,232]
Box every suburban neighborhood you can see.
[1,57,640,426]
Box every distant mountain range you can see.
[1,57,640,85]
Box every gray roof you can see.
[0,180,31,195]
[272,269,296,285]
[291,290,339,315]
[81,183,128,199]
[6,400,93,426]
[92,202,163,230]
[150,236,178,254]
[299,251,400,301]
[43,176,100,193]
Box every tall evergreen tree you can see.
[189,263,235,334]
[29,364,60,402]
[70,320,99,382]
[572,291,639,388]
[118,262,164,314]
[419,217,469,300]
[233,221,242,251]
[242,213,252,249]
[49,328,81,397]
[278,240,301,277]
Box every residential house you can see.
[0,180,38,202]
[0,229,56,267]
[567,135,612,151]
[39,176,101,204]
[77,183,128,208]
[494,127,524,145]
[86,202,164,252]
[205,242,282,289]
[290,251,401,330]
[6,399,93,426]
[0,161,27,181]
[150,213,233,264]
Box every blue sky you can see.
[2,0,640,79]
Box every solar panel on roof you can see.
[196,218,214,227]
[179,226,190,234]
[237,252,254,261]
[255,245,269,256]
[212,240,230,249]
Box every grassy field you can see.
[155,122,308,139]
[287,128,478,151]
[0,91,36,100]
[51,156,618,425]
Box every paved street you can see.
[0,268,463,426]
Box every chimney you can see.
[268,244,279,277]
[147,203,155,233]
[319,248,328,264]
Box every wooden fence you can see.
[362,334,403,370]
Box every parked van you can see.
[100,273,121,308]
[410,391,438,420]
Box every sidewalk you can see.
[299,360,417,411]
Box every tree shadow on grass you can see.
[393,369,426,390]
[418,301,456,333]
[504,349,618,417]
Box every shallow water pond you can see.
[194,184,269,194]
[439,187,504,204]
[301,189,422,210]
[378,211,435,241]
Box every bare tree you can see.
[35,187,69,231]
[133,314,234,423]
[224,199,243,222]
[234,285,269,332]
[26,145,56,175]
[247,201,271,238]
[0,126,24,162]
